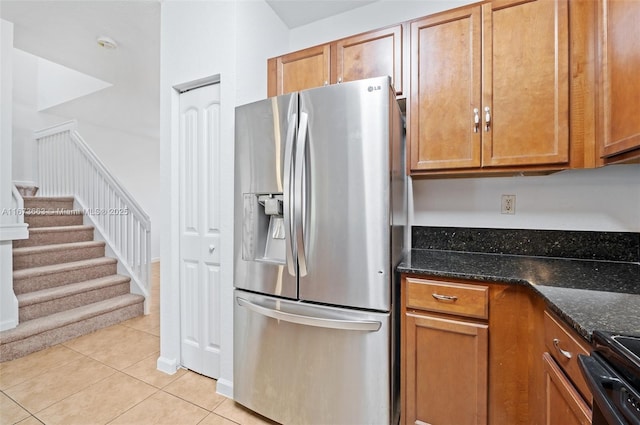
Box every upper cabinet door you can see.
[335,25,404,95]
[482,0,570,167]
[598,0,640,159]
[268,44,330,97]
[409,7,482,171]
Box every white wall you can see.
[158,0,287,399]
[1,19,20,331]
[236,0,289,104]
[412,165,640,232]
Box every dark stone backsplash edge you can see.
[412,226,640,263]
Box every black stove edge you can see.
[591,330,640,393]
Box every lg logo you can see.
[367,85,382,92]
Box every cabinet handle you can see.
[553,338,573,359]
[432,293,458,302]
[337,77,343,84]
[324,81,329,86]
[484,106,491,132]
[473,108,480,133]
[209,245,216,253]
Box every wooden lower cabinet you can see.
[404,312,488,425]
[402,275,581,425]
[543,353,592,425]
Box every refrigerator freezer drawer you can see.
[234,289,392,425]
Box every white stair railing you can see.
[10,185,24,226]
[34,121,151,305]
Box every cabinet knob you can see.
[209,245,216,253]
[484,106,491,132]
[324,81,329,86]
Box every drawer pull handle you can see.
[432,293,458,302]
[553,338,573,359]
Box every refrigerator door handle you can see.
[294,112,309,277]
[236,297,382,331]
[283,113,297,276]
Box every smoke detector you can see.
[96,36,118,50]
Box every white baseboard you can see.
[216,378,234,399]
[0,317,18,332]
[156,355,179,375]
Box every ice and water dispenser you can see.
[242,193,286,264]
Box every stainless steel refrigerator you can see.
[233,76,406,425]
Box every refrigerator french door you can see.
[233,76,405,425]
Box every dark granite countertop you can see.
[398,249,640,341]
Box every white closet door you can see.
[178,83,221,378]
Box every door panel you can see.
[335,25,403,94]
[234,94,298,299]
[234,289,391,425]
[410,7,482,170]
[179,83,221,378]
[297,77,392,311]
[543,353,592,425]
[405,312,488,425]
[599,0,640,157]
[482,0,569,166]
[275,45,330,96]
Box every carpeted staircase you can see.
[0,196,145,362]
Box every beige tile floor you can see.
[0,263,277,425]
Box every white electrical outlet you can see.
[501,194,516,214]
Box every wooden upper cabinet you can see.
[409,0,571,173]
[267,44,330,97]
[598,0,640,160]
[268,25,404,97]
[334,25,404,95]
[482,0,569,167]
[410,7,482,171]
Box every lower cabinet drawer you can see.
[406,278,489,319]
[544,311,592,403]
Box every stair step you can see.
[0,294,145,362]
[13,257,118,295]
[13,241,106,270]
[18,275,131,321]
[24,209,84,228]
[13,225,95,248]
[23,196,74,211]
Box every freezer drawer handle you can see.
[236,297,382,331]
